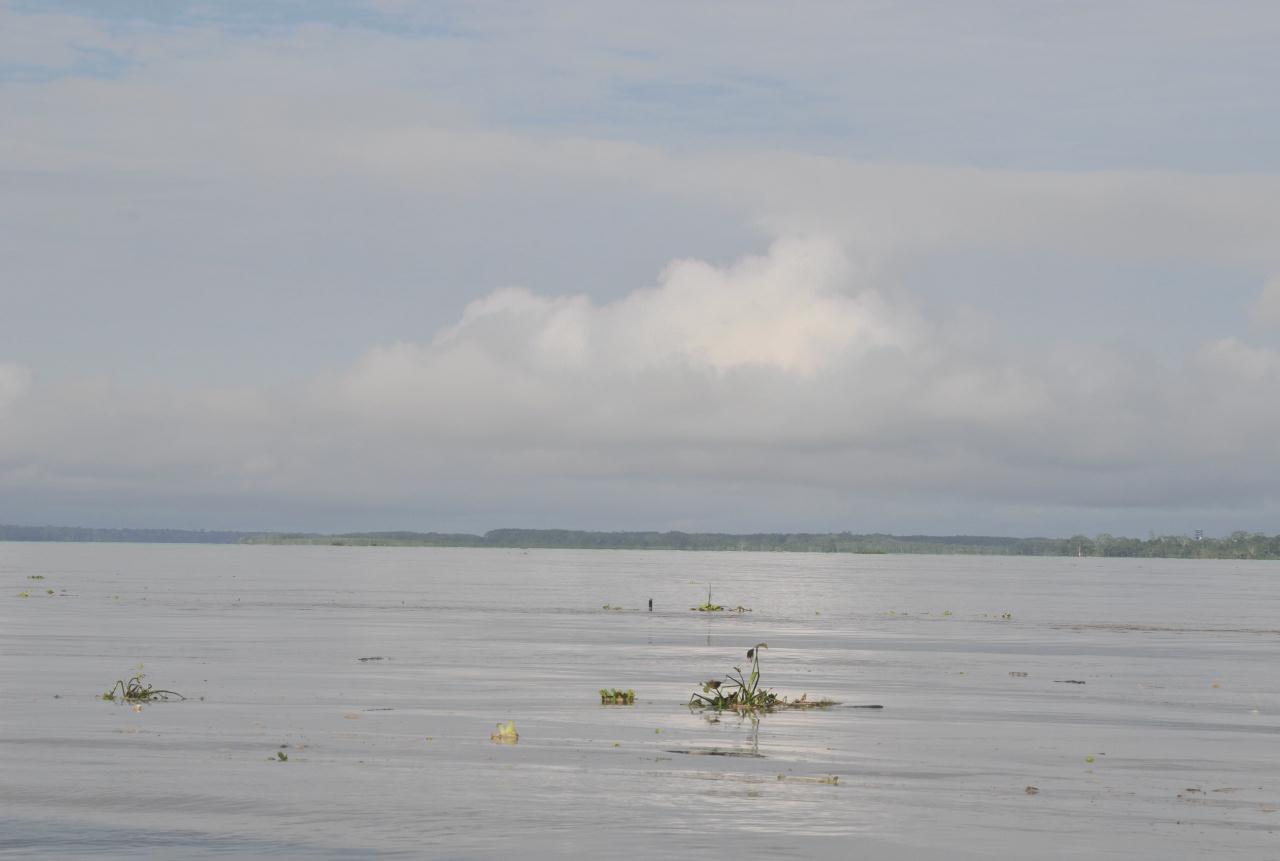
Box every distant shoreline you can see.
[2,524,1278,560]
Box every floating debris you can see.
[777,773,838,785]
[665,748,764,758]
[599,688,636,705]
[102,673,185,703]
[490,721,518,744]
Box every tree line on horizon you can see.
[2,524,1278,559]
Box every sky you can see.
[3,0,1280,537]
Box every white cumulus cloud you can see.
[1249,276,1280,328]
[0,363,32,411]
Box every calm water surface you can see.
[2,543,1278,859]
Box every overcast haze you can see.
[3,1,1280,536]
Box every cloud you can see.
[1249,276,1280,328]
[434,237,910,376]
[4,4,1280,534]
[0,363,31,412]
[3,237,1280,534]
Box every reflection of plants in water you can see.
[694,708,762,757]
[689,644,836,713]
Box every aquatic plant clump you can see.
[691,587,752,612]
[692,587,724,612]
[490,720,519,743]
[689,644,836,713]
[599,688,636,705]
[101,673,185,703]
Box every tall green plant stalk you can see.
[689,643,779,711]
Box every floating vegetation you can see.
[101,673,185,703]
[276,751,289,762]
[601,604,625,611]
[689,644,836,713]
[27,575,45,580]
[490,720,518,744]
[17,590,29,598]
[356,656,386,662]
[777,773,839,785]
[692,587,723,612]
[691,587,751,613]
[667,748,764,758]
[599,688,636,705]
[777,693,840,709]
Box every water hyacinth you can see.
[101,673,185,703]
[490,720,519,743]
[689,644,837,713]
